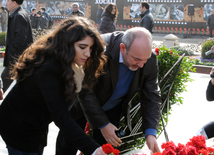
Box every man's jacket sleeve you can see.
[78,89,109,129]
[140,53,162,132]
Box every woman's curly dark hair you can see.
[11,16,107,100]
[105,3,119,20]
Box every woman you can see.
[0,17,107,155]
[99,3,118,34]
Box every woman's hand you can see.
[95,147,107,155]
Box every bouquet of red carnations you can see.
[102,143,120,155]
[153,135,214,155]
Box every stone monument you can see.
[163,34,180,48]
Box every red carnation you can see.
[178,149,187,155]
[162,149,176,155]
[186,146,198,155]
[84,122,90,135]
[207,147,214,154]
[112,149,120,155]
[198,148,208,155]
[176,143,187,155]
[187,135,206,151]
[161,141,177,151]
[155,48,159,56]
[102,143,114,154]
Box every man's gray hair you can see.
[72,3,79,7]
[122,27,152,52]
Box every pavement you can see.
[153,33,208,45]
[0,34,213,155]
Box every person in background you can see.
[96,4,103,26]
[99,3,118,34]
[70,3,84,17]
[41,7,49,20]
[41,7,53,29]
[0,7,7,32]
[36,10,48,31]
[1,0,33,93]
[0,17,107,155]
[139,2,154,34]
[207,10,214,38]
[56,27,161,155]
[30,8,37,29]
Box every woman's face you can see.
[111,6,116,14]
[73,36,94,66]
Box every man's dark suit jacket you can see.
[78,31,161,133]
[0,58,99,154]
[206,81,214,101]
[4,7,33,67]
[139,10,154,34]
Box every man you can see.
[2,0,33,92]
[30,8,37,29]
[139,2,154,34]
[41,7,53,29]
[36,10,48,31]
[56,27,161,154]
[96,4,103,26]
[207,10,214,38]
[70,3,84,17]
[0,7,7,32]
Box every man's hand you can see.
[146,135,160,153]
[100,123,122,147]
[95,147,107,155]
[0,89,3,100]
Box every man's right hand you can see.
[100,123,122,147]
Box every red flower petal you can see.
[102,143,114,154]
[112,149,120,155]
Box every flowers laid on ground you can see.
[156,46,195,109]
[153,135,214,155]
[193,56,214,66]
[0,46,5,51]
[32,29,50,41]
